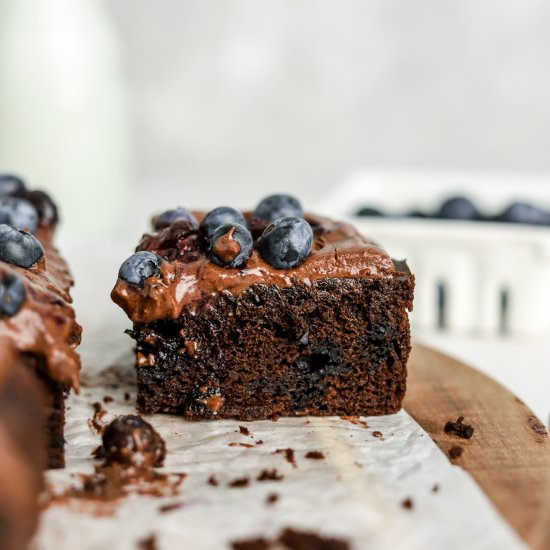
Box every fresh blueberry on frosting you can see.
[253,194,304,222]
[0,174,26,198]
[200,206,247,237]
[0,198,39,232]
[208,223,253,268]
[0,272,26,317]
[154,207,198,230]
[258,216,313,269]
[0,225,44,268]
[118,251,164,287]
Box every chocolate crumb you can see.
[228,442,255,448]
[90,401,107,434]
[103,396,114,404]
[432,483,440,493]
[255,439,264,445]
[232,538,271,550]
[232,528,350,550]
[278,528,350,550]
[239,426,251,436]
[449,445,463,459]
[138,535,158,550]
[340,416,369,429]
[208,476,219,486]
[444,416,474,439]
[257,469,284,482]
[228,477,250,488]
[305,451,325,460]
[274,448,297,468]
[266,493,279,505]
[372,431,383,439]
[124,392,131,401]
[401,498,414,510]
[159,501,185,514]
[528,416,548,438]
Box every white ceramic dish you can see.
[315,169,550,337]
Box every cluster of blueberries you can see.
[358,196,550,226]
[0,175,48,318]
[119,194,314,288]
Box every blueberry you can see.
[118,251,163,287]
[208,223,253,268]
[357,207,383,217]
[154,207,198,230]
[0,225,44,268]
[200,206,246,237]
[26,190,58,227]
[0,198,39,232]
[0,174,26,197]
[437,196,481,220]
[101,415,166,468]
[496,201,550,225]
[0,272,26,317]
[258,216,313,269]
[253,194,304,222]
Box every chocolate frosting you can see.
[0,225,81,390]
[112,212,399,325]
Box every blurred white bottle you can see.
[0,0,132,239]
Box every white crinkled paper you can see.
[33,321,527,550]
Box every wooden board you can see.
[405,344,550,550]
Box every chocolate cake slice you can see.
[0,175,81,467]
[112,195,414,419]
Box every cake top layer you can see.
[0,175,81,391]
[112,195,400,325]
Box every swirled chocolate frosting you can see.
[112,212,397,325]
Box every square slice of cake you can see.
[111,195,414,420]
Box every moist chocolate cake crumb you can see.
[449,445,464,459]
[432,483,440,493]
[232,538,271,550]
[228,477,250,488]
[124,392,131,401]
[401,498,414,510]
[138,534,158,550]
[257,469,284,482]
[444,416,474,439]
[208,475,219,486]
[305,451,325,460]
[90,401,107,434]
[256,440,264,445]
[372,431,383,439]
[103,395,114,404]
[232,528,350,550]
[274,448,297,468]
[340,416,369,429]
[239,426,251,436]
[158,501,185,514]
[278,528,350,550]
[266,493,279,505]
[527,416,549,438]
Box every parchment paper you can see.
[33,244,527,550]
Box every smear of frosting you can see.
[112,213,398,325]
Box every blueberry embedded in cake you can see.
[111,194,414,419]
[0,174,81,468]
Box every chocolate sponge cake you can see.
[0,175,81,468]
[112,195,414,419]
